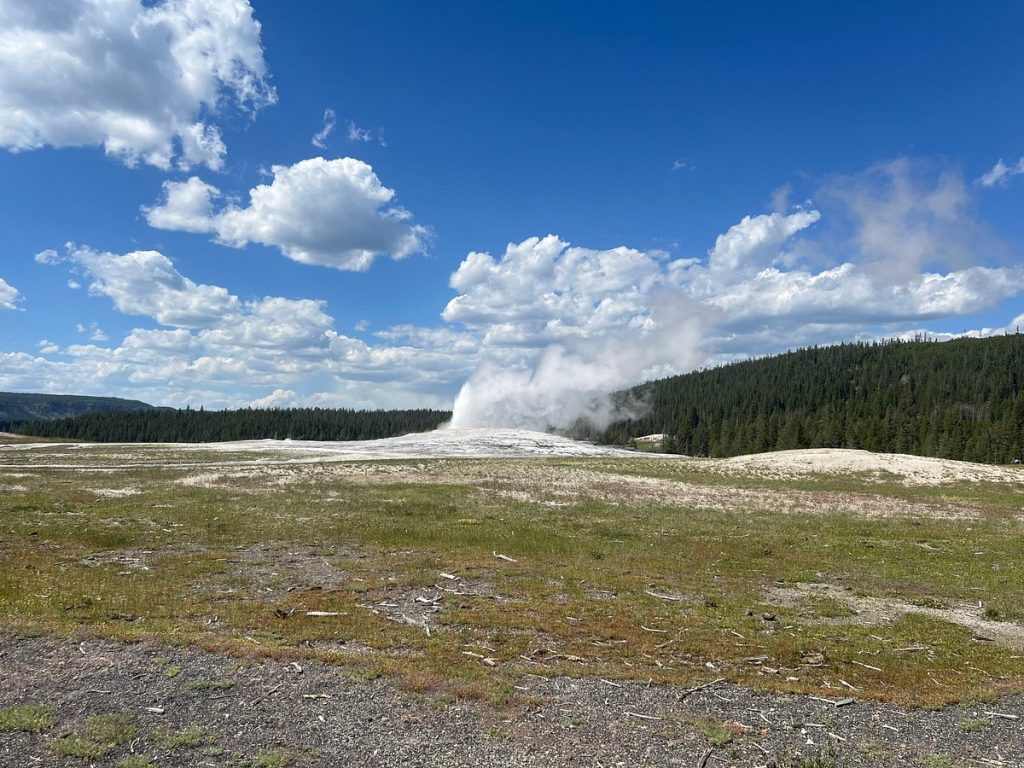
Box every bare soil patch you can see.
[768,582,1024,651]
[1,633,1021,767]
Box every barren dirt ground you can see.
[1,430,1023,767]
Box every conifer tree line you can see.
[7,407,451,443]
[599,335,1024,464]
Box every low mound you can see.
[718,448,1024,486]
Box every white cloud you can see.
[347,121,384,146]
[143,177,221,233]
[17,243,472,409]
[250,388,297,409]
[144,157,430,270]
[311,108,337,149]
[77,322,109,342]
[977,157,1024,187]
[0,0,275,170]
[44,244,240,327]
[705,210,820,275]
[38,340,58,354]
[0,277,22,310]
[819,158,985,282]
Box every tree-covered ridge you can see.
[9,407,451,443]
[0,391,154,422]
[601,335,1024,464]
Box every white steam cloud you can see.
[443,236,721,430]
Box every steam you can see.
[449,295,713,430]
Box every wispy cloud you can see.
[347,121,386,146]
[311,108,337,149]
[977,157,1024,187]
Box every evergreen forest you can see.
[7,407,451,443]
[600,335,1024,464]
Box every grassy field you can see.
[1,443,1023,709]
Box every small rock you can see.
[761,612,777,622]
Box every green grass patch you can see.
[155,726,211,749]
[0,704,54,732]
[50,713,136,759]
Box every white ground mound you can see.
[207,427,641,460]
[718,447,1024,486]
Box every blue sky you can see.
[1,0,1022,423]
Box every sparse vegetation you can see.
[155,726,211,749]
[692,716,732,746]
[0,704,54,733]
[957,717,992,733]
[1,442,1023,711]
[50,713,136,759]
[250,749,295,768]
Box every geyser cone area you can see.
[213,426,640,459]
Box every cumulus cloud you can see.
[143,177,221,233]
[977,157,1024,188]
[17,243,470,409]
[250,388,298,409]
[0,277,22,310]
[311,109,337,149]
[42,244,240,327]
[0,0,274,170]
[705,210,820,275]
[144,157,430,270]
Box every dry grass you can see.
[1,444,1023,708]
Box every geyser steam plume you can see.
[448,296,713,431]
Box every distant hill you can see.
[0,391,155,425]
[600,335,1024,465]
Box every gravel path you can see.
[1,634,1021,767]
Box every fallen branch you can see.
[493,551,518,563]
[644,589,683,602]
[696,748,714,768]
[849,660,882,672]
[984,711,1020,721]
[678,677,724,701]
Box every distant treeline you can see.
[600,335,1024,464]
[8,407,452,443]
